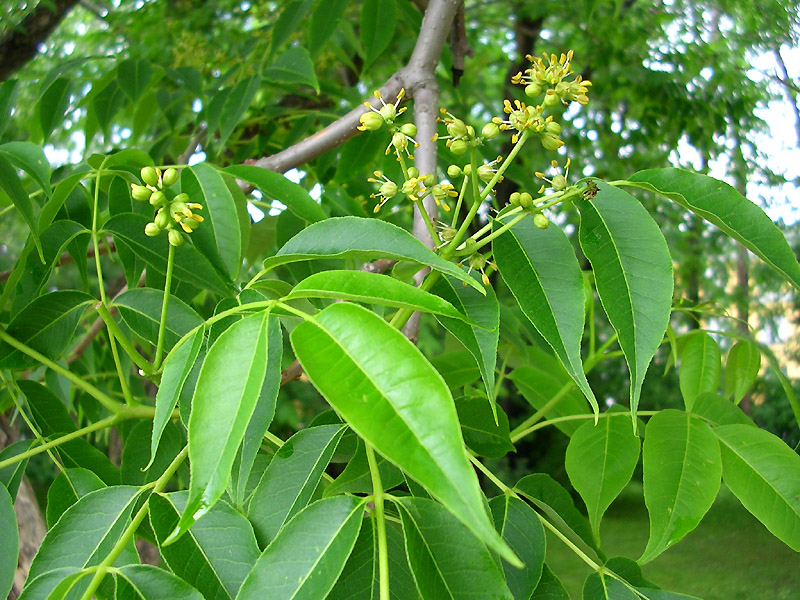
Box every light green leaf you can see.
[46,468,105,527]
[640,410,722,563]
[290,302,519,565]
[679,331,721,410]
[309,0,349,55]
[114,287,203,350]
[714,424,800,551]
[565,412,641,542]
[724,340,761,404]
[494,210,597,413]
[531,565,569,599]
[628,168,800,290]
[263,47,319,93]
[0,141,51,197]
[38,76,71,142]
[116,565,204,600]
[289,270,471,321]
[361,0,397,72]
[236,496,365,599]
[28,486,140,581]
[509,366,589,437]
[431,274,499,405]
[0,483,17,600]
[150,492,260,600]
[224,164,326,223]
[576,182,673,422]
[690,392,755,427]
[169,311,271,542]
[323,437,405,498]
[490,495,546,600]
[398,496,513,600]
[268,0,313,56]
[0,290,94,369]
[456,396,514,459]
[183,163,243,280]
[0,153,43,260]
[247,424,346,547]
[17,567,84,600]
[265,216,485,294]
[117,59,153,103]
[334,131,386,183]
[218,75,262,149]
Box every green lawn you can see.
[545,484,800,599]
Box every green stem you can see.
[95,303,152,376]
[478,130,530,202]
[414,191,441,245]
[0,329,125,414]
[453,211,530,257]
[513,411,658,442]
[153,242,176,371]
[366,443,390,600]
[107,330,135,405]
[92,165,108,306]
[468,453,508,492]
[450,176,470,227]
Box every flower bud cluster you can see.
[358,89,421,161]
[511,50,592,106]
[131,166,204,247]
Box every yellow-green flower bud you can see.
[534,213,550,229]
[379,181,398,198]
[168,229,184,247]
[149,190,166,207]
[519,192,533,208]
[141,166,159,187]
[441,225,457,242]
[400,123,417,137]
[131,184,151,201]
[154,209,170,230]
[162,168,179,186]
[446,118,468,138]
[379,103,397,122]
[181,217,201,232]
[392,131,408,153]
[477,164,494,183]
[509,191,521,206]
[359,111,384,131]
[463,164,472,176]
[543,90,560,107]
[144,222,161,237]
[544,121,562,136]
[525,83,543,98]
[407,167,419,179]
[170,201,190,219]
[449,139,468,155]
[468,252,487,271]
[481,122,500,140]
[422,173,435,187]
[447,165,462,178]
[552,174,567,191]
[541,134,564,151]
[173,193,190,204]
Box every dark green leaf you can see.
[431,351,481,390]
[361,0,397,72]
[324,437,405,498]
[509,366,589,437]
[264,47,319,93]
[218,75,262,149]
[122,421,184,486]
[582,572,638,599]
[38,77,71,142]
[724,340,761,404]
[456,396,514,459]
[0,483,17,600]
[0,80,18,137]
[45,468,105,527]
[0,439,35,500]
[334,131,386,182]
[116,564,204,600]
[309,0,350,55]
[531,565,570,599]
[117,59,153,103]
[0,153,43,260]
[679,331,721,410]
[114,287,203,350]
[576,182,673,422]
[0,141,51,196]
[268,0,313,56]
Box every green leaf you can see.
[117,59,153,103]
[690,392,754,427]
[122,421,184,486]
[268,0,313,56]
[224,164,326,223]
[714,424,800,551]
[0,79,18,137]
[582,572,638,599]
[114,287,204,351]
[431,351,480,390]
[565,412,641,542]
[724,340,761,404]
[398,496,513,600]
[237,496,366,599]
[456,396,514,459]
[265,216,485,294]
[531,565,570,599]
[431,274,499,405]
[116,565,204,600]
[334,131,386,182]
[28,486,140,581]
[92,79,127,134]
[38,77,71,142]
[0,141,51,197]
[361,0,397,72]
[248,424,346,546]
[168,311,270,542]
[45,468,105,527]
[640,409,722,563]
[679,331,721,410]
[0,290,93,369]
[218,75,262,149]
[494,211,597,413]
[183,163,243,280]
[509,366,589,437]
[489,495,546,600]
[324,437,405,498]
[150,492,260,600]
[0,440,35,500]
[264,47,319,93]
[291,302,519,565]
[289,270,470,321]
[576,182,673,422]
[0,483,17,600]
[0,153,43,261]
[105,213,234,296]
[309,0,349,55]
[149,328,204,469]
[628,168,800,291]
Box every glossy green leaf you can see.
[309,0,349,55]
[105,213,234,296]
[117,58,153,102]
[28,486,140,581]
[289,270,470,321]
[531,565,570,599]
[150,492,260,600]
[169,311,271,542]
[0,141,51,196]
[431,351,481,390]
[576,182,673,422]
[38,76,71,142]
[16,567,84,600]
[489,495,546,600]
[724,340,761,404]
[628,168,800,290]
[494,210,597,413]
[183,162,243,280]
[398,496,513,600]
[582,572,638,600]
[236,496,365,599]
[114,287,203,350]
[679,331,721,410]
[218,75,261,149]
[122,421,184,486]
[92,78,127,133]
[263,47,319,93]
[640,409,722,563]
[224,164,326,223]
[248,424,346,547]
[0,153,43,261]
[116,565,204,600]
[149,328,204,469]
[334,131,386,182]
[509,366,589,437]
[46,468,105,527]
[265,216,485,293]
[291,302,519,565]
[714,424,800,551]
[361,0,397,72]
[0,483,17,600]
[0,80,18,137]
[566,412,641,542]
[455,396,514,459]
[690,392,754,427]
[324,437,405,498]
[431,274,499,404]
[0,440,34,500]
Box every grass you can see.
[545,483,800,599]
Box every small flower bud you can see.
[446,118,468,138]
[447,165,462,178]
[509,192,521,206]
[400,123,417,137]
[144,222,161,237]
[468,252,487,271]
[534,213,550,229]
[181,217,201,232]
[422,173,435,187]
[449,139,468,155]
[543,90,560,107]
[477,164,495,183]
[149,190,166,206]
[441,226,457,242]
[541,134,564,151]
[462,164,472,176]
[481,122,500,140]
[552,174,567,191]
[392,131,408,153]
[525,83,543,98]
[173,193,190,204]
[162,168,179,186]
[154,209,170,230]
[407,167,419,179]
[131,184,151,201]
[379,103,397,122]
[170,201,190,219]
[141,167,159,187]
[168,229,184,246]
[359,111,384,131]
[379,181,398,198]
[544,121,562,136]
[519,192,533,208]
